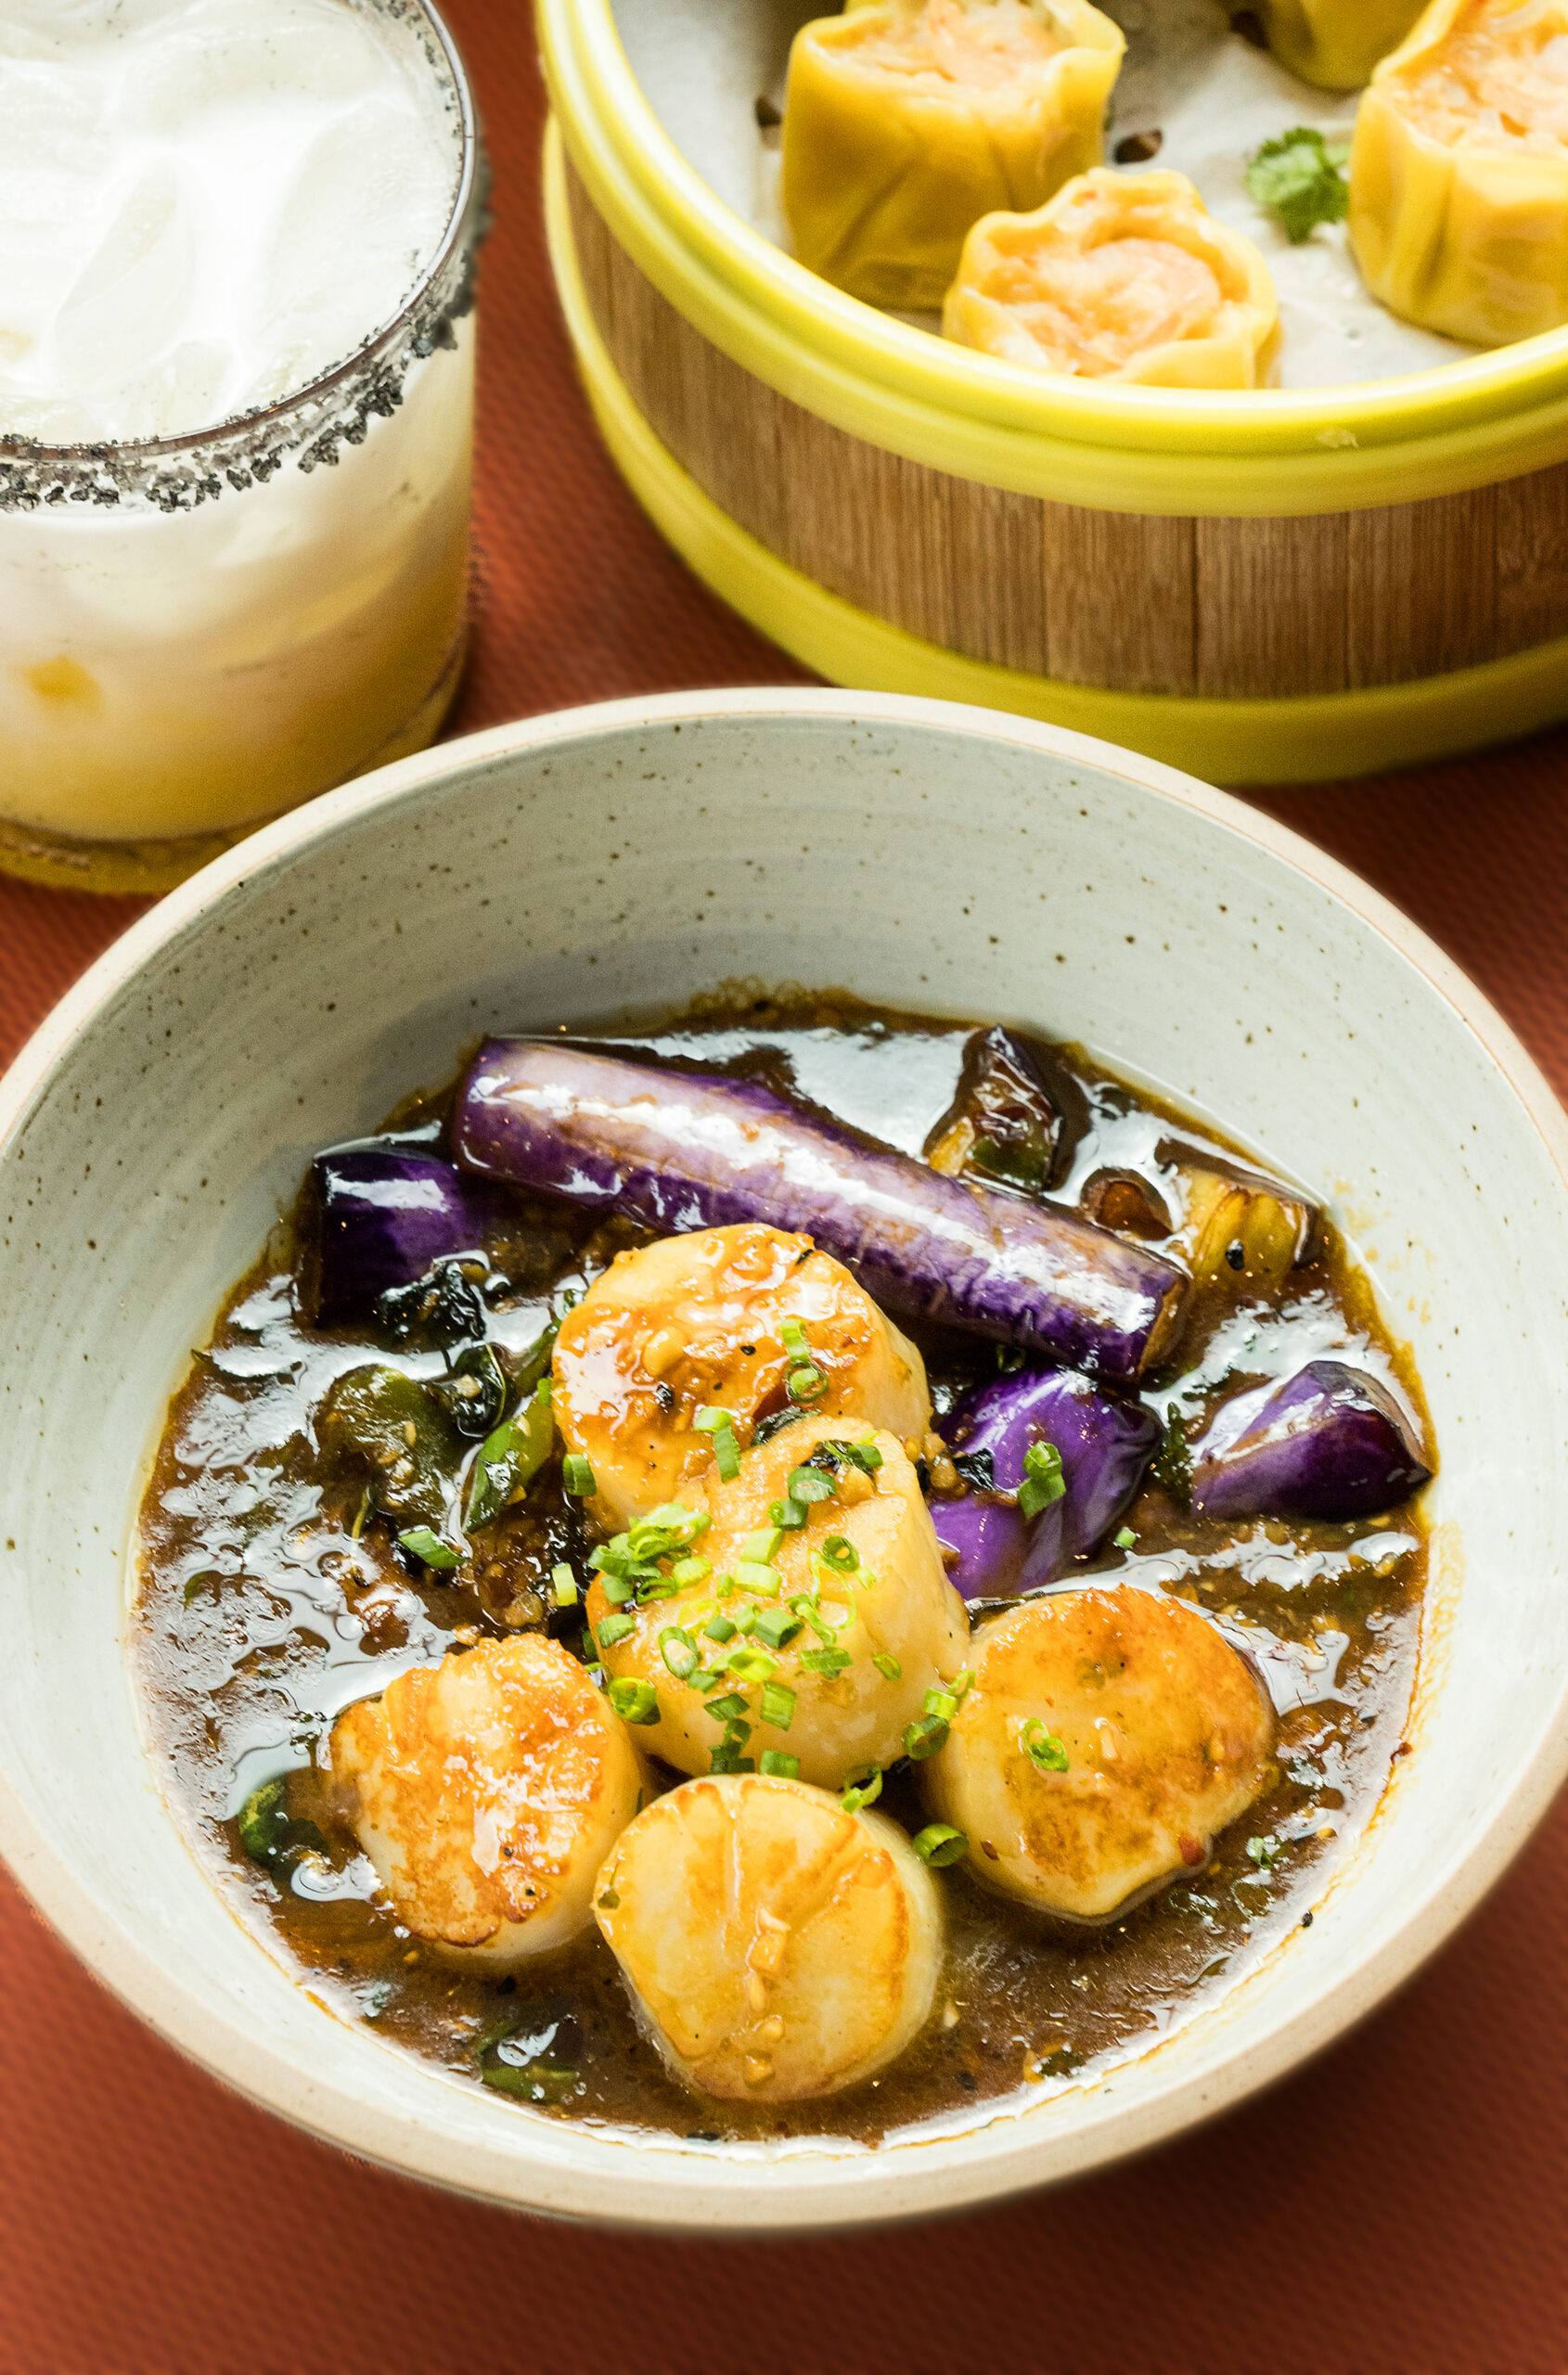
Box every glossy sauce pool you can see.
[132,995,1431,2148]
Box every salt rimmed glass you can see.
[0,0,484,894]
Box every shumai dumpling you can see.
[1249,0,1427,92]
[782,0,1125,310]
[1350,0,1568,344]
[943,170,1279,386]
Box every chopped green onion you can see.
[551,1562,579,1609]
[822,1436,882,1474]
[704,1691,750,1724]
[598,1571,636,1607]
[871,1650,903,1681]
[561,1452,596,1498]
[396,1526,460,1571]
[787,1364,829,1406]
[467,1379,554,1529]
[904,1712,948,1760]
[840,1765,882,1814]
[949,1668,975,1701]
[597,1611,636,1648]
[669,1555,711,1587]
[779,1317,811,1360]
[801,1644,852,1678]
[1021,1715,1069,1773]
[759,1679,797,1730]
[730,1559,781,1598]
[725,1644,779,1685]
[758,1750,801,1779]
[911,1823,968,1868]
[752,1606,803,1652]
[659,1626,698,1679]
[1114,1526,1137,1550]
[739,1526,784,1564]
[1247,1834,1280,1869]
[608,1677,660,1725]
[627,1504,711,1559]
[704,1613,738,1644]
[1017,1438,1067,1521]
[786,1468,836,1507]
[791,1606,837,1651]
[771,1496,809,1532]
[709,1742,754,1775]
[350,1484,372,1541]
[817,1533,858,1573]
[923,1687,958,1721]
[694,1406,741,1481]
[688,1665,723,1692]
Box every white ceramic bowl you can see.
[2,689,1565,2231]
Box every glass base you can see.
[0,632,468,898]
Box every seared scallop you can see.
[552,1222,931,1532]
[328,1634,645,1963]
[923,1587,1276,1920]
[585,1415,970,1790]
[596,1771,942,2100]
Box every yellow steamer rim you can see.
[540,0,1568,782]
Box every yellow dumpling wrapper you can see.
[942,169,1280,386]
[1350,0,1568,343]
[1250,0,1427,93]
[782,0,1125,310]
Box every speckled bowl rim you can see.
[2,687,1566,2230]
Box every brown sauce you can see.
[132,993,1430,2147]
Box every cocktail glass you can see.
[0,0,483,894]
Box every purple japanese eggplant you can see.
[313,1142,507,1326]
[932,1367,1162,1598]
[924,1024,1075,1193]
[1190,1360,1431,1521]
[453,1041,1188,1378]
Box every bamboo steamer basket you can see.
[539,0,1568,783]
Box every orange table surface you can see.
[1,10,1564,2372]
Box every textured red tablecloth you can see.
[2,10,1564,2371]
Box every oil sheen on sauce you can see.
[132,994,1430,2149]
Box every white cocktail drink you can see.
[0,0,478,890]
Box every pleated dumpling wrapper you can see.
[1250,0,1427,91]
[1349,0,1568,343]
[782,0,1125,310]
[943,170,1279,387]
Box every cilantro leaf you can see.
[1245,126,1350,244]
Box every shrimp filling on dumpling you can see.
[1349,0,1568,343]
[1387,0,1568,148]
[782,0,1125,309]
[945,170,1279,387]
[843,0,1078,84]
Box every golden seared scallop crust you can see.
[328,1634,646,1963]
[596,1773,943,2100]
[552,1222,930,1534]
[783,0,1125,310]
[945,169,1279,387]
[1250,0,1426,91]
[924,1587,1276,1920]
[1350,0,1568,343]
[586,1415,970,1790]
